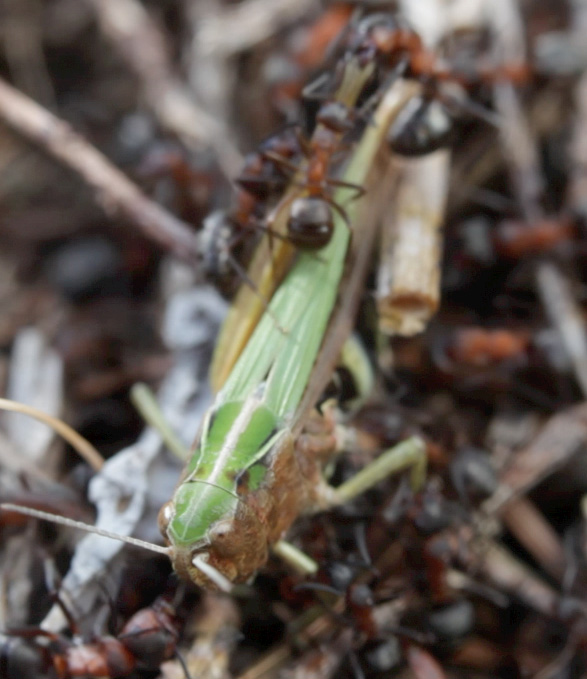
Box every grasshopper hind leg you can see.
[331,436,427,505]
[308,435,427,510]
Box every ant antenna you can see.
[0,504,171,556]
[293,582,343,596]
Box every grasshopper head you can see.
[159,493,269,589]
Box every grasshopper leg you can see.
[323,436,427,507]
[276,436,426,575]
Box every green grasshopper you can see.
[1,66,426,591]
[157,72,426,589]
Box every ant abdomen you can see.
[287,197,334,249]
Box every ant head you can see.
[287,197,334,249]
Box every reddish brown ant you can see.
[196,127,304,283]
[444,327,531,369]
[347,11,530,88]
[1,591,184,679]
[234,126,302,202]
[344,12,530,157]
[269,100,365,250]
[493,216,576,258]
[264,4,355,116]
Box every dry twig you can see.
[195,0,316,57]
[0,77,201,264]
[87,0,242,177]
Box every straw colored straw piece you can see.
[376,149,450,336]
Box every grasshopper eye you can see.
[158,501,173,537]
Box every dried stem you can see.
[130,383,189,462]
[195,0,316,57]
[0,398,104,471]
[484,402,587,514]
[477,541,560,617]
[567,48,587,218]
[487,0,544,222]
[376,150,449,336]
[500,498,566,581]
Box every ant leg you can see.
[326,177,365,200]
[302,72,332,101]
[43,560,81,636]
[262,151,303,174]
[265,189,300,233]
[441,89,501,128]
[174,649,193,679]
[249,213,328,262]
[248,220,293,242]
[325,196,352,234]
[349,649,367,679]
[245,215,289,258]
[356,59,410,123]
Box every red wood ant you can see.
[269,100,365,250]
[346,11,530,88]
[264,4,354,116]
[493,216,576,258]
[196,127,303,283]
[0,592,183,679]
[443,327,531,369]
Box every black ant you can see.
[196,127,304,283]
[343,12,530,157]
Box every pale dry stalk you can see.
[376,150,450,336]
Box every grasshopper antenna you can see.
[0,503,171,556]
